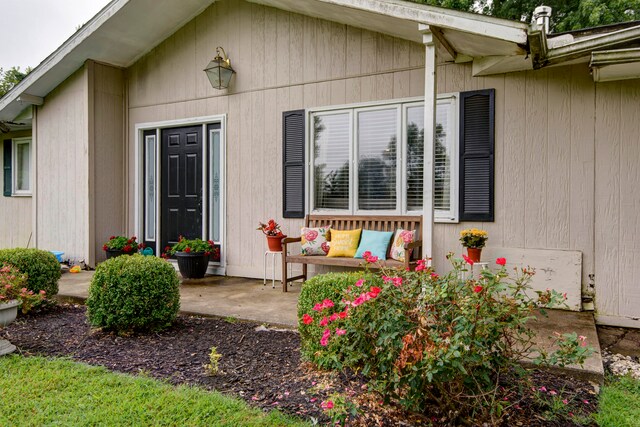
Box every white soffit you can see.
[0,0,217,121]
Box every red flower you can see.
[362,251,371,259]
[321,400,334,410]
[338,311,347,319]
[304,230,318,242]
[462,254,474,265]
[131,236,137,241]
[319,317,329,326]
[473,285,483,293]
[102,244,108,251]
[109,236,115,240]
[123,245,132,252]
[369,286,382,297]
[302,314,313,325]
[184,247,191,253]
[496,257,506,266]
[138,243,145,249]
[165,246,171,252]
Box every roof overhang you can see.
[591,48,640,82]
[0,0,217,122]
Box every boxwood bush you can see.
[297,271,376,361]
[87,254,180,332]
[0,248,61,296]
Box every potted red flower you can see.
[257,219,286,251]
[163,237,215,279]
[103,236,140,259]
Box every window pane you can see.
[144,135,156,241]
[16,142,30,191]
[210,130,221,243]
[313,113,350,210]
[405,103,453,213]
[357,109,397,211]
[406,106,424,211]
[434,102,452,213]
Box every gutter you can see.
[544,24,640,66]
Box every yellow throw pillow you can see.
[326,229,362,258]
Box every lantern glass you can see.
[204,58,235,90]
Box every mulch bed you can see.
[1,304,599,426]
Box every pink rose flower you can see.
[305,230,318,242]
[462,254,474,265]
[321,400,334,410]
[319,317,329,326]
[335,328,346,336]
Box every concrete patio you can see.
[57,271,301,327]
[56,270,604,382]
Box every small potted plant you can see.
[257,219,287,252]
[103,236,140,259]
[0,264,47,354]
[163,237,215,279]
[459,228,488,262]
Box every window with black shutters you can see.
[287,90,495,222]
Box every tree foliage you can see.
[412,0,640,32]
[0,66,31,98]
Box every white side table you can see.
[263,251,292,289]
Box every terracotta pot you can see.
[175,251,210,279]
[266,235,286,252]
[466,247,482,263]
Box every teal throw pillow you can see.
[354,230,393,260]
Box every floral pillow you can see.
[300,227,330,256]
[390,229,416,262]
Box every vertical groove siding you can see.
[36,67,89,262]
[122,0,637,322]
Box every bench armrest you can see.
[404,240,422,250]
[282,236,301,244]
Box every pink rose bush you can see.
[297,254,593,424]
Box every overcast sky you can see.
[0,0,111,71]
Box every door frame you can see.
[134,115,227,275]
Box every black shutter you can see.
[282,110,305,218]
[3,140,11,197]
[459,89,495,221]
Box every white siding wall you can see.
[36,66,90,261]
[123,0,640,324]
[594,79,640,327]
[127,0,425,278]
[91,62,126,264]
[0,131,33,248]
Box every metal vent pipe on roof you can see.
[533,5,552,34]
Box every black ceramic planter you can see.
[105,249,127,259]
[175,251,210,279]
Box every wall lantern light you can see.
[204,46,236,90]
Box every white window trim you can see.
[307,95,459,222]
[12,137,32,196]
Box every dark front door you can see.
[161,126,203,251]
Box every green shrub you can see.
[300,256,594,424]
[0,248,61,296]
[87,254,180,332]
[297,271,376,362]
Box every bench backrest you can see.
[305,214,423,240]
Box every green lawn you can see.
[595,376,640,427]
[0,355,308,427]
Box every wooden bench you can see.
[281,215,423,292]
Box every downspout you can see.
[419,24,436,265]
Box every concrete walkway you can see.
[57,271,603,382]
[57,271,301,327]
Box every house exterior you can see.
[1,0,640,328]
